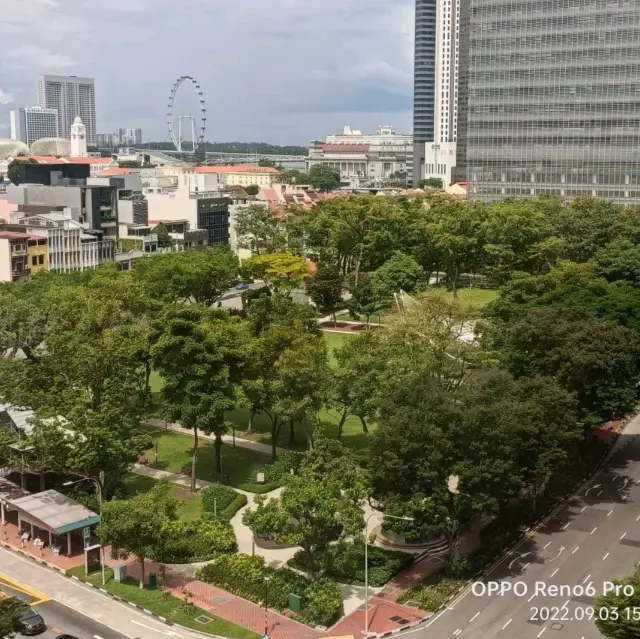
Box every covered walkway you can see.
[3,488,100,557]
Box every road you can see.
[0,548,205,639]
[412,424,640,639]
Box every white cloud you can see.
[0,90,14,105]
[0,0,415,143]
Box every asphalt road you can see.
[413,428,640,639]
[0,574,125,639]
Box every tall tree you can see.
[306,263,343,322]
[242,252,311,294]
[152,306,244,488]
[595,565,640,638]
[0,598,28,639]
[233,204,286,255]
[307,165,341,192]
[330,331,382,439]
[98,481,178,589]
[133,247,239,306]
[370,251,426,306]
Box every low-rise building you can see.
[195,165,279,188]
[27,236,48,274]
[0,231,32,282]
[307,125,413,185]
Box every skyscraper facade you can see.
[413,0,437,185]
[422,0,461,187]
[464,0,640,203]
[37,75,96,146]
[10,107,59,146]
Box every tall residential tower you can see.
[464,0,640,203]
[37,75,96,146]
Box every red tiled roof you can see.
[196,166,279,174]
[0,231,32,240]
[260,188,279,204]
[321,144,369,152]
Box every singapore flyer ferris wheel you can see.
[166,75,207,153]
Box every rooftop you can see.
[196,165,280,174]
[0,231,33,240]
[8,489,100,535]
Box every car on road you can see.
[55,635,82,639]
[235,283,249,290]
[20,607,46,635]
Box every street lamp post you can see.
[264,576,270,638]
[63,473,105,586]
[364,513,414,636]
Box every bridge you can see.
[136,148,307,165]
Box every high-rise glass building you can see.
[413,0,437,185]
[464,0,640,203]
[37,75,96,146]
[10,107,59,146]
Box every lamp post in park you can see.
[364,513,414,636]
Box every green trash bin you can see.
[148,572,157,590]
[288,593,301,612]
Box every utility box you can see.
[114,563,128,583]
[288,593,302,612]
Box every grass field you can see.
[68,566,258,639]
[452,287,499,310]
[120,473,203,521]
[141,426,271,486]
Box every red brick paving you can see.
[329,597,427,636]
[113,558,322,639]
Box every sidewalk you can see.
[143,418,289,457]
[114,557,322,639]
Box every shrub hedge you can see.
[290,540,413,587]
[237,481,281,494]
[155,520,236,564]
[201,484,247,521]
[196,553,343,627]
[397,577,465,612]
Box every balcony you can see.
[11,269,30,281]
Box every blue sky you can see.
[0,0,414,144]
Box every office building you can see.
[307,125,413,184]
[464,0,640,202]
[37,75,96,146]
[413,0,437,185]
[97,129,143,148]
[10,107,59,146]
[422,0,460,187]
[195,165,278,189]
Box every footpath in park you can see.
[143,418,288,457]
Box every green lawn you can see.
[452,287,499,311]
[142,426,271,486]
[120,473,203,521]
[68,566,258,639]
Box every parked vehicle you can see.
[20,608,46,635]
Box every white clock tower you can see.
[70,116,87,157]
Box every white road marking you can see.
[470,612,480,623]
[453,630,462,636]
[621,532,627,541]
[548,546,565,562]
[130,620,182,637]
[543,541,551,549]
[94,636,104,639]
[581,506,587,513]
[523,562,530,569]
[551,568,559,577]
[607,509,614,517]
[603,552,610,560]
[562,599,570,608]
[590,527,598,535]
[562,522,570,530]
[501,619,512,631]
[582,574,591,584]
[528,594,536,602]
[537,629,547,638]
[636,514,640,522]
[597,489,603,496]
[572,546,580,554]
